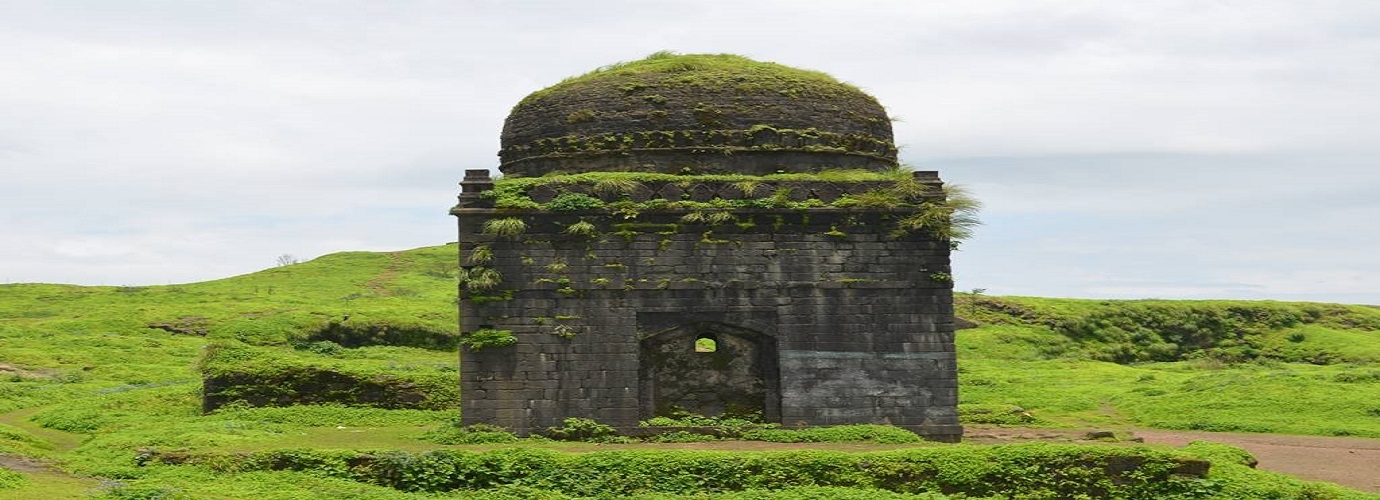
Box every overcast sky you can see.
[2,1,1377,305]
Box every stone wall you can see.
[455,184,963,441]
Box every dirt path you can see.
[363,251,405,296]
[1132,429,1380,493]
[0,407,84,453]
[963,425,1380,493]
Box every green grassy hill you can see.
[954,295,1380,436]
[1,245,460,413]
[1,244,1377,499]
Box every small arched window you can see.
[694,334,717,353]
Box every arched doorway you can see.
[639,321,780,421]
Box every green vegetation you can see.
[481,169,982,244]
[459,266,502,292]
[502,53,899,167]
[128,444,1213,498]
[459,328,518,351]
[544,417,627,443]
[499,126,898,163]
[522,52,867,107]
[89,442,1380,499]
[956,295,1380,364]
[738,425,922,444]
[955,294,1380,437]
[0,246,1377,498]
[481,217,527,238]
[199,341,459,411]
[563,220,598,236]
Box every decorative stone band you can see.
[524,179,903,204]
[498,127,897,176]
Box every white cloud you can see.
[1,1,1377,304]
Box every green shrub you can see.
[544,417,627,442]
[640,410,767,428]
[467,244,494,264]
[294,340,345,356]
[460,266,503,292]
[1181,441,1258,467]
[166,444,1217,498]
[740,425,922,444]
[547,193,604,211]
[460,329,517,350]
[643,430,720,443]
[563,220,598,236]
[482,218,527,237]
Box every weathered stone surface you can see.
[497,54,897,176]
[455,206,962,441]
[453,54,963,442]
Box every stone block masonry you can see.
[453,172,963,441]
[452,53,965,442]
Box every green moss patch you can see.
[522,52,866,107]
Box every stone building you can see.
[451,53,964,441]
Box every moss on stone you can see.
[500,52,897,176]
[523,52,856,104]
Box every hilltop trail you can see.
[363,251,405,296]
[1132,429,1380,493]
[0,406,94,486]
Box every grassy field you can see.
[955,296,1380,437]
[1,244,1377,498]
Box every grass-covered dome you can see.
[498,52,898,176]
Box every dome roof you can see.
[498,53,898,177]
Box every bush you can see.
[544,418,628,443]
[708,486,952,499]
[546,193,605,211]
[1180,441,1258,467]
[162,444,1216,498]
[643,430,720,443]
[740,425,922,444]
[638,410,773,439]
[460,329,517,351]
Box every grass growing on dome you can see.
[521,51,872,105]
